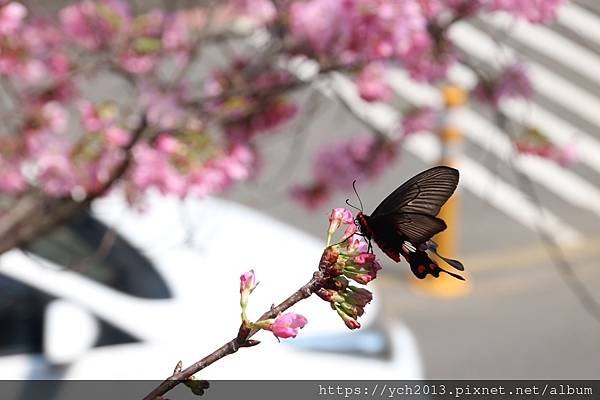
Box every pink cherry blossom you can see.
[402,106,438,135]
[79,101,117,132]
[104,126,130,147]
[155,134,181,154]
[289,0,428,64]
[239,269,257,313]
[239,270,256,293]
[140,84,188,130]
[356,63,393,102]
[269,313,308,339]
[327,207,355,244]
[554,142,579,167]
[119,50,158,74]
[231,0,276,25]
[0,1,571,209]
[0,2,27,35]
[292,135,398,208]
[130,143,187,196]
[329,208,354,226]
[473,64,533,105]
[289,183,330,210]
[60,0,130,49]
[487,0,565,23]
[188,144,255,196]
[0,157,26,194]
[37,154,79,197]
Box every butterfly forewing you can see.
[371,166,459,217]
[368,212,446,245]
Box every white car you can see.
[0,192,423,383]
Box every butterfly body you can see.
[355,166,465,281]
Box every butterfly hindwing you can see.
[366,212,446,261]
[404,249,465,281]
[371,166,459,218]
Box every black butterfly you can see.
[355,166,465,281]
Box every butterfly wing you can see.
[366,212,447,261]
[405,249,465,281]
[371,166,459,218]
[360,166,464,280]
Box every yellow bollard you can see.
[410,85,472,298]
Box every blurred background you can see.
[226,0,600,379]
[1,0,599,387]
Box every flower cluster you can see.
[0,0,569,207]
[317,208,381,329]
[288,0,428,65]
[317,281,373,330]
[324,236,382,285]
[130,136,255,199]
[204,59,298,143]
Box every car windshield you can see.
[25,211,171,299]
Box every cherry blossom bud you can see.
[335,305,361,330]
[239,269,257,321]
[316,288,345,303]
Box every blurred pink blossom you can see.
[289,0,428,64]
[292,135,397,209]
[0,158,26,194]
[473,64,533,105]
[104,126,130,147]
[224,100,298,142]
[60,0,130,49]
[402,106,438,135]
[119,51,157,74]
[487,0,565,23]
[0,2,27,35]
[131,143,187,196]
[289,183,330,210]
[356,63,393,102]
[141,84,188,130]
[517,141,580,168]
[37,154,79,197]
[231,0,276,24]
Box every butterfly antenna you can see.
[352,180,364,212]
[345,198,361,212]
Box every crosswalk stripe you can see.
[387,69,600,219]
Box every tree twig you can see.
[142,270,326,400]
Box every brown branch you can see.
[142,270,326,400]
